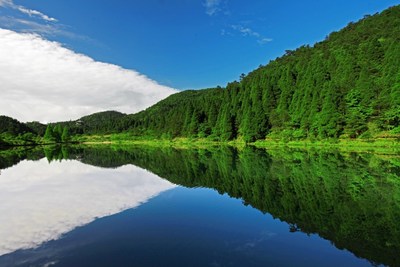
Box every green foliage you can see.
[77,111,127,134]
[25,121,47,136]
[0,136,9,148]
[0,115,33,135]
[61,127,71,142]
[390,126,400,134]
[43,124,74,144]
[0,116,44,147]
[43,125,56,142]
[53,124,63,142]
[81,5,398,142]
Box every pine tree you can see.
[61,127,71,143]
[43,125,56,142]
[53,124,63,143]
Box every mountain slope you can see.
[77,111,127,134]
[44,111,128,135]
[123,5,400,141]
[0,116,35,135]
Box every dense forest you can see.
[123,5,400,141]
[0,115,40,147]
[1,5,400,145]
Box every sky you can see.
[0,0,399,122]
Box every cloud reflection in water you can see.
[0,159,175,256]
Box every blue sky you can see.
[1,0,398,90]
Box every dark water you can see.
[0,146,399,267]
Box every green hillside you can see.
[123,5,400,142]
[123,89,224,139]
[45,111,127,136]
[0,115,34,135]
[73,110,127,134]
[0,115,38,147]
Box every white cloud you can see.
[0,16,96,42]
[0,17,56,34]
[0,28,177,122]
[204,0,223,16]
[0,0,11,6]
[0,0,84,40]
[258,37,273,45]
[232,25,261,37]
[0,0,57,22]
[0,159,176,256]
[16,6,57,22]
[231,25,272,45]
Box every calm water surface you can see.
[0,146,398,267]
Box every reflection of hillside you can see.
[76,146,400,267]
[1,145,399,266]
[0,147,44,170]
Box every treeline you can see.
[125,89,225,139]
[0,115,73,146]
[0,111,125,147]
[121,5,400,141]
[43,124,71,143]
[40,111,128,136]
[0,115,42,147]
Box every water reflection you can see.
[140,147,399,267]
[0,157,175,256]
[0,145,399,266]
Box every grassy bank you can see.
[253,138,400,154]
[1,132,400,154]
[71,133,400,154]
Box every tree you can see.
[53,124,63,142]
[61,127,71,143]
[345,90,371,138]
[43,125,56,142]
[0,136,8,147]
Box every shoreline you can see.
[2,137,399,155]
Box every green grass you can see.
[253,138,400,154]
[2,131,400,155]
[72,133,399,154]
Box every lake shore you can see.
[1,135,400,155]
[63,136,400,155]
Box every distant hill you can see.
[25,121,47,136]
[76,111,127,134]
[0,115,39,147]
[123,89,224,138]
[0,115,34,135]
[0,111,127,144]
[40,111,128,135]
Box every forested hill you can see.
[0,116,34,135]
[123,5,400,141]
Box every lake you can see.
[0,145,398,267]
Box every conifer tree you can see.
[61,127,71,143]
[43,125,56,142]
